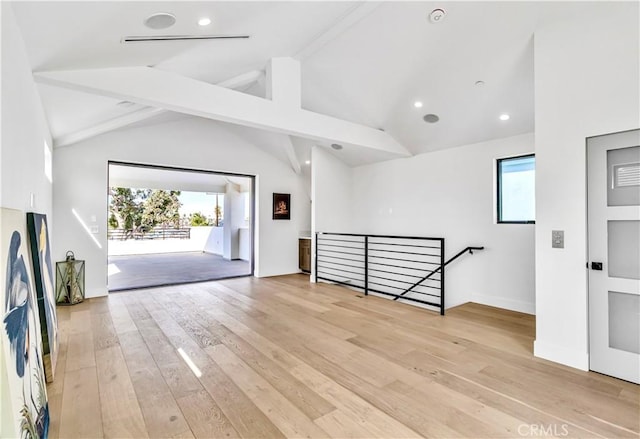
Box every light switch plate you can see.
[552,230,564,248]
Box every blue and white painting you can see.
[1,208,49,439]
[27,213,59,383]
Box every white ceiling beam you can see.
[53,69,264,148]
[55,107,164,147]
[217,69,264,89]
[36,66,410,157]
[294,2,382,60]
[266,58,300,108]
[283,136,302,174]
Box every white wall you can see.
[0,4,52,216]
[53,117,311,297]
[204,226,223,255]
[0,6,53,438]
[534,5,640,370]
[311,146,354,280]
[351,133,535,312]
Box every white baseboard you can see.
[534,340,589,371]
[471,294,535,315]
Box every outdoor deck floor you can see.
[108,251,250,291]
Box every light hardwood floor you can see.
[48,274,639,438]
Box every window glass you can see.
[497,155,535,223]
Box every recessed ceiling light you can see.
[144,12,176,30]
[331,143,343,150]
[198,17,211,26]
[305,160,311,165]
[414,101,423,108]
[499,114,510,121]
[475,80,485,87]
[423,114,440,123]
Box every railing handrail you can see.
[393,246,484,300]
[317,232,445,241]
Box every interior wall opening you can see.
[107,161,255,291]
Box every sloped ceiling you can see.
[10,1,615,165]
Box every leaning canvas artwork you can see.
[1,208,50,438]
[27,212,59,383]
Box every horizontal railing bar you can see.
[317,237,365,244]
[368,275,441,290]
[319,243,367,251]
[319,232,444,241]
[367,254,439,264]
[368,261,439,271]
[368,241,442,250]
[318,260,366,271]
[369,248,442,257]
[368,274,439,287]
[318,248,364,257]
[318,266,366,278]
[369,285,441,300]
[366,267,428,280]
[317,255,365,265]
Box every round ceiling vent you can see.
[144,12,176,30]
[331,143,343,150]
[423,114,440,123]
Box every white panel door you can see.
[588,129,640,384]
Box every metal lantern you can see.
[55,251,85,305]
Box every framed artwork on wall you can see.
[273,193,291,220]
[27,212,59,383]
[1,208,50,438]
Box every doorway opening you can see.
[106,161,255,291]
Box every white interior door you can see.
[588,129,640,384]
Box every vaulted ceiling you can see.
[10,1,611,166]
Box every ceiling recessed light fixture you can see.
[331,143,343,150]
[423,114,440,123]
[414,101,423,108]
[198,17,211,26]
[305,160,311,165]
[144,12,176,30]
[499,114,510,121]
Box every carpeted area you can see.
[107,251,251,291]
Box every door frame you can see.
[107,160,257,287]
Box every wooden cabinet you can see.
[299,238,311,272]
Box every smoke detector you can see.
[428,8,446,24]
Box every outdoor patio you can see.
[107,251,251,291]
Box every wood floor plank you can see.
[95,346,148,438]
[58,367,103,438]
[118,319,196,438]
[207,344,330,438]
[65,331,96,371]
[176,389,240,439]
[177,291,337,421]
[47,274,639,439]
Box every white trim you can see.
[471,294,535,315]
[534,339,589,371]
